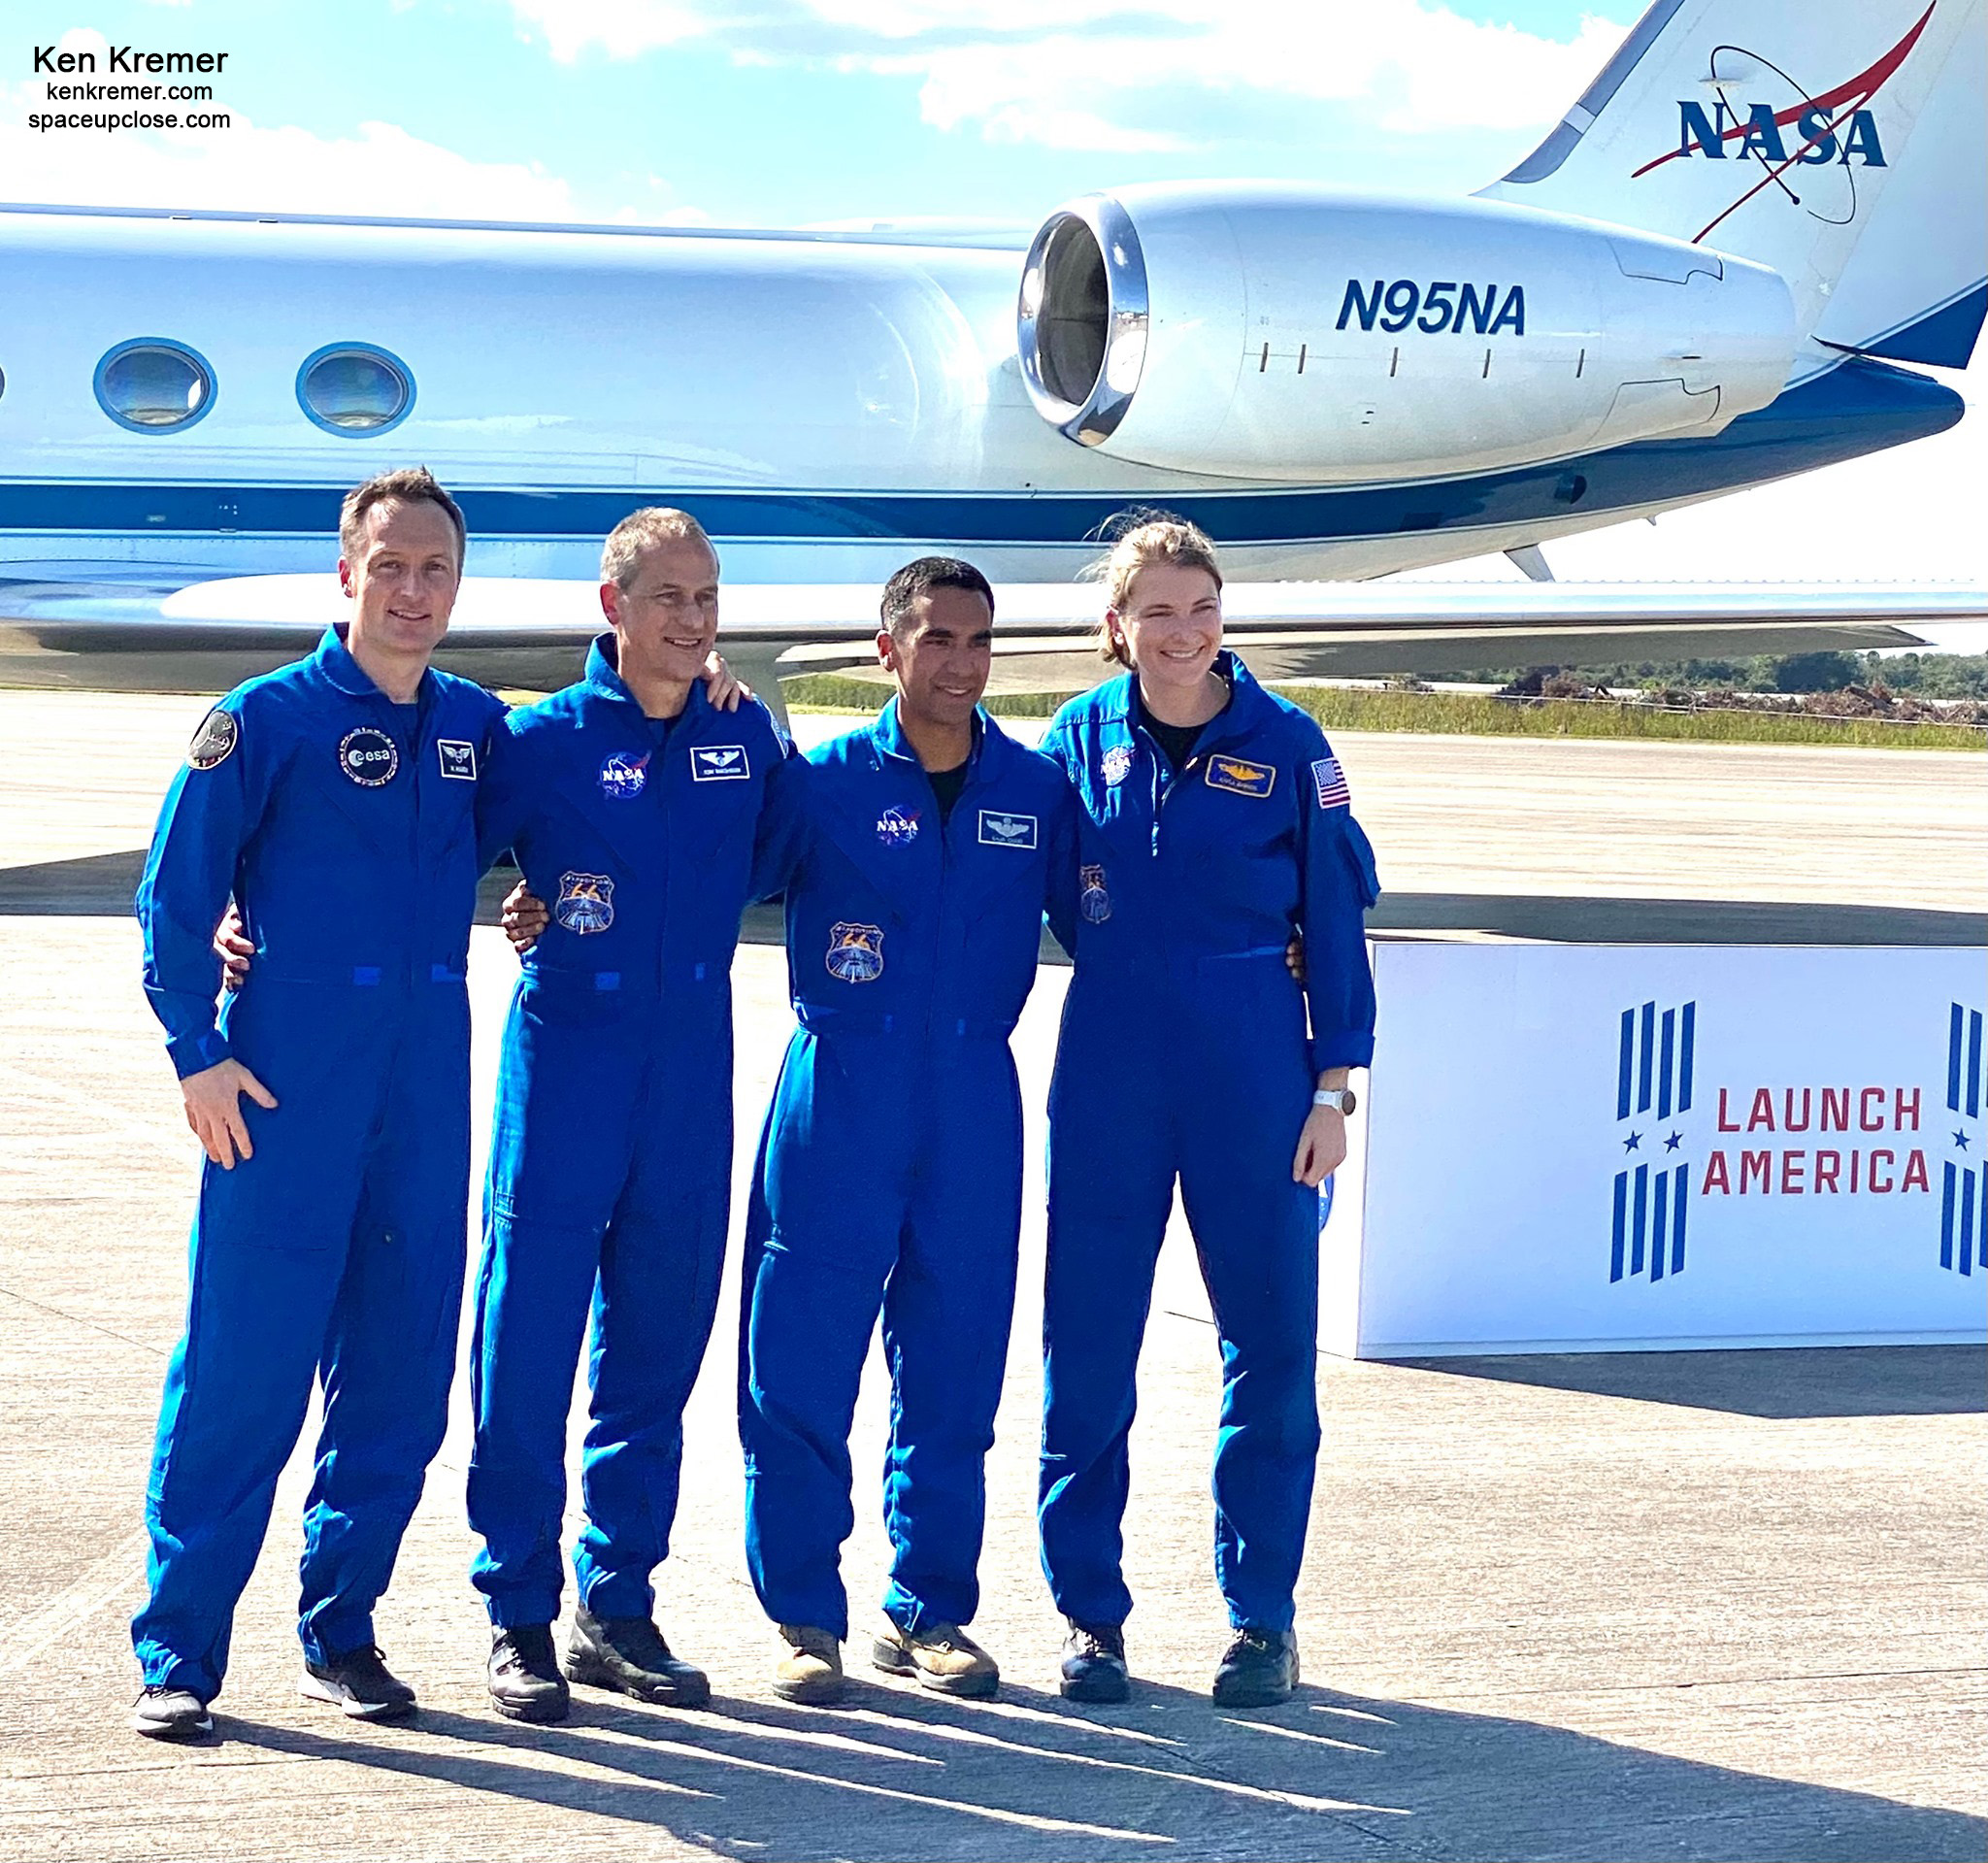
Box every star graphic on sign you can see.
[1665,1131,1683,1151]
[1623,1131,1641,1152]
[1957,1130,1972,1151]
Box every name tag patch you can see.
[691,745,750,782]
[437,739,478,782]
[825,920,884,982]
[977,809,1038,849]
[554,871,615,935]
[1205,755,1276,799]
[338,727,399,786]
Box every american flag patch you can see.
[1311,755,1351,810]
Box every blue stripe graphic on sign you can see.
[1658,1008,1676,1119]
[1651,1171,1671,1281]
[1941,1162,1957,1271]
[1671,1163,1688,1277]
[1678,1002,1695,1113]
[1638,1002,1655,1114]
[1949,1004,1966,1113]
[1611,1172,1628,1281]
[1970,1010,1983,1119]
[1631,1163,1649,1275]
[1617,1010,1635,1120]
[1962,1171,1977,1278]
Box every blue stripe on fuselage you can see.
[0,356,1959,549]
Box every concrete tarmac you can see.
[0,689,1983,1863]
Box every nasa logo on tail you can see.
[1636,6,1936,242]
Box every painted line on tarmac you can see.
[0,1528,150,1677]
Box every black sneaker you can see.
[1059,1619,1130,1704]
[299,1644,418,1720]
[132,1683,213,1740]
[487,1624,571,1723]
[564,1607,711,1708]
[1211,1627,1299,1708]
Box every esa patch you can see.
[554,871,615,935]
[825,920,884,983]
[599,750,649,800]
[977,809,1038,850]
[185,708,238,771]
[437,739,478,782]
[1079,863,1111,924]
[338,726,399,786]
[691,744,750,782]
[1100,743,1135,787]
[1311,755,1351,811]
[1204,755,1276,799]
[876,805,920,848]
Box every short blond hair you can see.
[601,507,718,589]
[339,466,465,569]
[1088,513,1223,666]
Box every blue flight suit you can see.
[739,701,1078,1641]
[1037,651,1379,1637]
[467,636,791,1628]
[132,626,505,1701]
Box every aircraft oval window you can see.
[297,345,413,436]
[94,341,215,432]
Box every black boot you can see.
[488,1625,571,1723]
[300,1644,417,1720]
[564,1607,711,1707]
[1211,1627,1298,1708]
[1059,1619,1130,1704]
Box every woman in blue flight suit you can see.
[1037,516,1380,1709]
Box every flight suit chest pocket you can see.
[299,727,413,848]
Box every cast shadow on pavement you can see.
[220,1673,1986,1863]
[1386,1344,1987,1419]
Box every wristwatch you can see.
[1312,1086,1357,1114]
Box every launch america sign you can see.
[1319,943,1986,1358]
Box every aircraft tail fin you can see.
[1480,0,1986,368]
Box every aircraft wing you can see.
[1,564,1980,695]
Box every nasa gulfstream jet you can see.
[0,0,1982,696]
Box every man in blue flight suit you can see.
[737,557,1079,1706]
[130,469,505,1740]
[468,509,790,1723]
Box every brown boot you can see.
[871,1617,999,1698]
[773,1624,845,1705]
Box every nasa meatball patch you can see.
[185,708,238,771]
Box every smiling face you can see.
[1112,561,1223,706]
[881,584,994,732]
[338,496,461,659]
[602,536,721,688]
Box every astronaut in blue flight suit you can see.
[129,471,504,1741]
[466,509,788,1724]
[1036,516,1379,1711]
[736,557,1080,1706]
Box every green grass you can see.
[780,672,1986,750]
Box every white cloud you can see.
[1,84,586,218]
[509,0,1633,150]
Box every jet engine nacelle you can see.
[1016,183,1798,483]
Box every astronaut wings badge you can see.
[825,921,884,983]
[554,871,615,935]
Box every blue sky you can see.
[6,0,1982,588]
[10,0,1633,223]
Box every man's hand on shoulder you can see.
[181,1058,278,1169]
[702,651,754,714]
